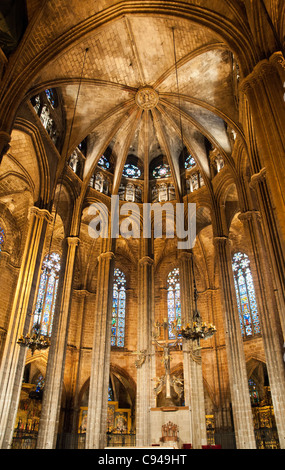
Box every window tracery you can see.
[167,268,181,339]
[33,252,61,337]
[185,155,196,170]
[123,163,141,179]
[111,269,126,348]
[98,155,110,171]
[232,252,261,338]
[152,163,171,179]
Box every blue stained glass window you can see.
[108,382,114,401]
[45,88,56,107]
[34,252,61,337]
[152,163,171,179]
[0,227,4,252]
[185,155,196,170]
[98,155,110,170]
[249,379,260,405]
[111,269,126,347]
[167,268,181,339]
[123,163,141,179]
[232,253,260,338]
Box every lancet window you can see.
[167,268,181,339]
[232,252,261,338]
[111,269,126,347]
[33,252,61,337]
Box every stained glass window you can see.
[0,227,4,253]
[167,268,181,339]
[123,163,141,179]
[152,163,171,179]
[33,252,61,337]
[108,381,114,401]
[111,269,126,347]
[185,155,196,170]
[35,374,45,393]
[249,379,260,406]
[45,88,56,107]
[232,252,260,338]
[98,155,110,170]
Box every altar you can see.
[150,406,192,448]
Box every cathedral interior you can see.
[0,0,284,450]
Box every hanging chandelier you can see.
[178,252,216,342]
[17,322,50,356]
[172,27,217,344]
[180,310,216,342]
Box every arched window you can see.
[33,252,61,337]
[232,252,261,338]
[108,381,114,401]
[167,268,181,339]
[0,227,5,253]
[249,379,260,406]
[98,154,110,170]
[185,155,196,170]
[111,269,126,347]
[123,163,141,179]
[152,163,171,179]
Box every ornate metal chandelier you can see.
[179,254,216,343]
[172,27,217,344]
[17,322,50,356]
[180,310,216,342]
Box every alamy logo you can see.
[88,196,196,250]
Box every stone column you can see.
[36,236,80,448]
[69,290,91,440]
[250,169,285,338]
[213,236,256,449]
[85,251,115,449]
[136,255,156,447]
[0,206,52,448]
[240,54,285,245]
[239,210,285,449]
[178,251,207,449]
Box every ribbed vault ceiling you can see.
[30,14,239,200]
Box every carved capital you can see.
[67,236,80,247]
[98,251,115,262]
[28,206,53,224]
[139,256,154,266]
[238,211,261,224]
[240,59,276,95]
[213,236,230,247]
[249,168,267,189]
[269,51,285,71]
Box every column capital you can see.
[138,255,154,266]
[28,206,53,223]
[240,59,277,94]
[238,211,261,224]
[67,236,80,247]
[249,168,267,189]
[73,289,93,298]
[98,251,115,261]
[269,51,285,71]
[213,236,230,246]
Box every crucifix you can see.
[152,319,183,402]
